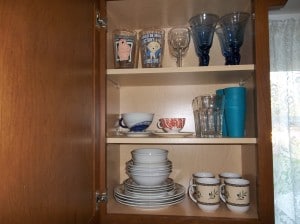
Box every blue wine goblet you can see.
[189,13,219,66]
[215,26,232,65]
[219,12,250,65]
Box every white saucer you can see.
[125,131,152,137]
[153,131,194,138]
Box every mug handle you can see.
[189,177,194,186]
[157,121,163,129]
[188,184,198,203]
[119,118,128,128]
[219,183,226,203]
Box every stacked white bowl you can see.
[126,148,172,186]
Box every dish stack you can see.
[114,148,185,208]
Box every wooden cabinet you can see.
[0,0,98,223]
[0,0,286,223]
[98,0,287,224]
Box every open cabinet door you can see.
[0,0,99,223]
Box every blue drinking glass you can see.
[215,26,232,65]
[189,13,219,66]
[219,12,250,65]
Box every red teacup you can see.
[157,118,186,133]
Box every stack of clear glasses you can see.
[192,94,224,137]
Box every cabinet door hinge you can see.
[95,191,108,210]
[96,10,107,28]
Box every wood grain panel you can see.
[0,0,96,223]
[267,0,288,9]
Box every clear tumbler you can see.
[192,94,224,137]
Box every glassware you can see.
[112,29,138,69]
[215,26,232,65]
[192,94,224,137]
[218,12,250,65]
[168,27,190,67]
[189,13,219,66]
[140,28,165,68]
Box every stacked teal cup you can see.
[216,89,227,136]
[224,87,246,137]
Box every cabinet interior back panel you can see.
[118,84,256,136]
[106,0,254,69]
[107,0,252,29]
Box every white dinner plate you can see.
[114,183,185,208]
[114,194,185,208]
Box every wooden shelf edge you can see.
[106,136,257,144]
[106,65,255,86]
[107,65,255,75]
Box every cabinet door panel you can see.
[0,0,97,223]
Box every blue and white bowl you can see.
[119,112,154,132]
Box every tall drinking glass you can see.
[219,12,250,65]
[189,13,219,66]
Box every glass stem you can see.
[177,49,183,67]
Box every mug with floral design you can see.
[157,118,186,133]
[188,177,220,212]
[220,178,250,213]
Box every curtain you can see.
[269,18,300,224]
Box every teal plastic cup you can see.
[224,86,246,108]
[224,106,246,137]
[223,86,246,137]
[216,89,227,136]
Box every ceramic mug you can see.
[157,118,186,133]
[189,171,215,186]
[220,178,250,213]
[119,112,154,132]
[219,172,242,184]
[188,177,220,212]
[188,172,215,199]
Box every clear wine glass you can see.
[168,27,190,67]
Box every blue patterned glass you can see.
[215,27,232,65]
[189,13,219,66]
[219,12,250,65]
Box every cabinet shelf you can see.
[107,134,257,144]
[107,64,254,86]
[108,196,258,220]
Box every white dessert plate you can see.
[152,131,194,138]
[125,131,152,137]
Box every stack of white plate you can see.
[114,178,185,208]
[114,148,185,208]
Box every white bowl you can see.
[131,148,168,164]
[130,172,170,186]
[127,168,172,175]
[127,160,172,169]
[128,167,172,172]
